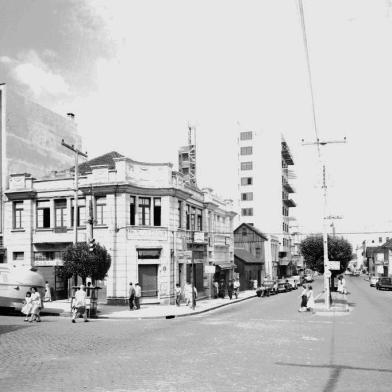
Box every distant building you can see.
[237,129,297,277]
[234,223,268,290]
[4,152,236,303]
[0,84,81,262]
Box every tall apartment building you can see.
[237,129,297,277]
[0,84,81,261]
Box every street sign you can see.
[325,270,332,278]
[328,261,340,270]
[205,265,216,274]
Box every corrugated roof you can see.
[234,223,268,241]
[71,151,124,175]
[234,248,263,264]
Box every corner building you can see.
[4,152,236,304]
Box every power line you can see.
[297,0,321,157]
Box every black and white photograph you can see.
[0,1,391,391]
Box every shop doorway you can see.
[138,264,158,298]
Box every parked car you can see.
[286,276,299,290]
[256,280,278,297]
[369,275,380,287]
[376,277,392,291]
[277,279,291,293]
[352,270,361,277]
[304,274,313,283]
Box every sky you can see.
[1,0,392,247]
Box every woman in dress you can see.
[44,281,52,302]
[306,285,315,313]
[29,287,42,322]
[21,291,33,322]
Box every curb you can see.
[97,294,258,320]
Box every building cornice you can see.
[4,190,37,200]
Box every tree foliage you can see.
[59,242,111,283]
[299,235,352,274]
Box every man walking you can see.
[129,282,136,310]
[134,283,142,310]
[72,284,89,323]
[175,283,182,306]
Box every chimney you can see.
[66,112,75,120]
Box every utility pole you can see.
[302,138,346,309]
[61,139,87,245]
[191,231,196,310]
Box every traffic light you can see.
[89,238,96,252]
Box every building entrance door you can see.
[138,265,158,298]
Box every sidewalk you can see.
[314,290,349,313]
[41,290,258,319]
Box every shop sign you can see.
[193,232,205,243]
[325,270,332,278]
[376,253,385,263]
[205,265,216,274]
[328,261,340,270]
[377,265,384,273]
[33,259,63,267]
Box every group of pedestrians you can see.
[128,282,142,310]
[213,279,240,299]
[21,287,43,322]
[298,284,315,313]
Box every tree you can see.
[59,242,111,284]
[299,235,352,275]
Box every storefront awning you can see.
[137,248,161,259]
[279,259,292,266]
[214,262,236,270]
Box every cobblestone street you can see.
[1,276,391,392]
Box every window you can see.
[13,252,24,261]
[190,207,196,231]
[178,201,182,228]
[34,251,55,262]
[241,208,253,216]
[186,205,190,230]
[255,247,261,259]
[241,177,253,186]
[71,199,86,227]
[196,209,202,231]
[208,211,212,232]
[138,197,151,225]
[241,192,253,201]
[242,228,247,236]
[130,196,136,225]
[240,131,253,140]
[153,198,161,226]
[13,201,23,229]
[241,161,253,171]
[37,200,51,228]
[54,199,67,228]
[96,196,107,225]
[240,146,253,155]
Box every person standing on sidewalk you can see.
[227,280,234,300]
[72,285,89,323]
[233,278,240,299]
[175,284,182,306]
[134,283,142,310]
[128,282,136,310]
